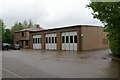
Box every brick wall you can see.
[16,26,109,51]
[81,27,109,50]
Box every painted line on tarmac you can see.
[2,68,23,78]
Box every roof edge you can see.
[15,24,103,33]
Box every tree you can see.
[10,22,24,44]
[11,22,24,33]
[4,29,13,44]
[87,2,120,57]
[0,19,6,43]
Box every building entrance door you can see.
[33,35,41,49]
[61,31,77,51]
[45,33,57,50]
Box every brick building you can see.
[14,26,43,49]
[14,25,109,51]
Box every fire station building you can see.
[30,25,109,51]
[14,25,109,51]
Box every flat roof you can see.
[15,24,103,33]
[30,24,102,33]
[45,25,102,30]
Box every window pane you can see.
[74,35,77,43]
[38,38,40,43]
[70,36,73,43]
[52,37,54,43]
[62,36,65,43]
[49,37,51,43]
[16,41,19,44]
[26,40,28,45]
[66,36,69,43]
[36,38,37,44]
[22,32,24,37]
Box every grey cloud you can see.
[0,0,102,29]
[2,6,48,27]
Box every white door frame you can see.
[33,35,41,49]
[61,31,77,51]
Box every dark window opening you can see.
[16,41,19,44]
[22,32,24,37]
[49,37,51,43]
[36,38,37,44]
[52,37,54,43]
[46,37,48,43]
[26,40,28,46]
[66,36,69,43]
[70,36,73,43]
[74,35,77,43]
[62,36,65,43]
[38,38,40,43]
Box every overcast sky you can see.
[0,0,102,29]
